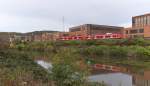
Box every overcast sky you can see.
[0,0,150,33]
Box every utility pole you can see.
[62,16,65,32]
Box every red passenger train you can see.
[59,33,123,41]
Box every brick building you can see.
[41,33,53,41]
[124,13,150,38]
[52,32,70,40]
[34,33,54,41]
[13,35,32,42]
[69,24,124,36]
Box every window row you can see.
[129,35,144,38]
[126,29,144,34]
[133,16,150,27]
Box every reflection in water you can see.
[89,73,132,86]
[89,70,150,86]
[36,60,150,86]
[133,71,150,86]
[36,60,52,69]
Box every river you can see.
[36,60,150,86]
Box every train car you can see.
[59,33,123,41]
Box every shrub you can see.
[0,49,51,84]
[51,48,89,86]
[109,46,128,60]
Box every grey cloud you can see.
[0,0,150,32]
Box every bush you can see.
[0,49,51,84]
[109,46,128,60]
[51,48,89,86]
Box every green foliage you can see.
[129,46,150,61]
[4,38,150,85]
[51,48,89,86]
[64,40,81,45]
[80,45,150,65]
[80,46,107,58]
[109,46,128,59]
[15,43,26,50]
[80,46,128,60]
[127,38,145,45]
[0,49,51,84]
[52,63,86,86]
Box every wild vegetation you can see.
[11,38,150,68]
[0,46,105,86]
[1,38,150,85]
[51,48,105,86]
[0,49,51,85]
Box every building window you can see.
[130,30,138,34]
[144,16,147,26]
[148,16,150,25]
[135,18,139,27]
[139,29,144,33]
[140,17,144,26]
[132,18,135,26]
[138,18,141,26]
[126,30,128,34]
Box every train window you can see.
[68,37,72,40]
[95,35,103,39]
[112,35,117,37]
[105,35,111,38]
[97,36,103,38]
[77,36,82,40]
[74,37,77,39]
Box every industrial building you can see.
[69,24,124,36]
[124,13,150,38]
